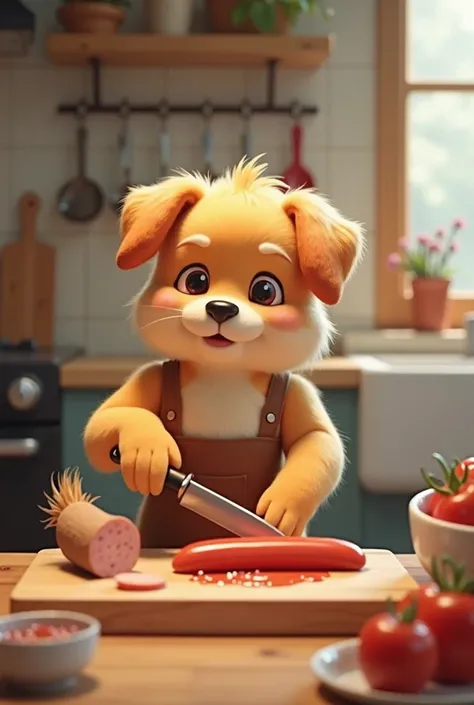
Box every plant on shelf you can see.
[57,0,131,35]
[387,218,466,332]
[207,0,333,35]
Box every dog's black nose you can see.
[206,300,239,324]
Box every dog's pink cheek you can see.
[266,307,303,331]
[151,289,181,310]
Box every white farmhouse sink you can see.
[355,353,474,370]
[353,354,473,494]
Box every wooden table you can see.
[0,554,428,704]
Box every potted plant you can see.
[207,0,332,35]
[57,0,130,34]
[144,0,194,35]
[387,219,466,331]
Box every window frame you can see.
[376,0,474,329]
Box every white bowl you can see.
[0,610,100,693]
[409,488,474,579]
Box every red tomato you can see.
[359,608,437,693]
[398,584,440,612]
[416,592,474,684]
[422,453,474,517]
[400,557,474,685]
[455,457,474,484]
[432,483,474,526]
[425,492,444,516]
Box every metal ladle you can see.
[110,100,133,215]
[201,101,219,181]
[57,102,104,223]
[158,100,171,180]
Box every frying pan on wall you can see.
[57,103,104,223]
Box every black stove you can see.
[0,338,83,551]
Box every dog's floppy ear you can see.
[282,190,364,305]
[116,175,206,270]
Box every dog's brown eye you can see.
[249,273,284,306]
[174,264,210,295]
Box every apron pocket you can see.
[194,474,248,509]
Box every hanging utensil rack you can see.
[56,58,318,117]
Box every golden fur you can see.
[84,156,365,536]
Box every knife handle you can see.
[109,445,187,493]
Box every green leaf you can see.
[432,452,451,484]
[398,596,418,624]
[232,1,251,25]
[250,0,276,32]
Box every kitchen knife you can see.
[109,446,283,537]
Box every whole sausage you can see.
[172,536,366,574]
[40,468,141,578]
[56,502,141,578]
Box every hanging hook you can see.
[118,99,131,120]
[76,100,88,122]
[201,100,214,121]
[240,99,253,121]
[290,100,303,123]
[158,99,170,121]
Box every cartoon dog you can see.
[84,156,364,548]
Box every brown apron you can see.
[137,360,289,548]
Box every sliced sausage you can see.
[172,536,366,574]
[115,572,167,591]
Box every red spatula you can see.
[282,120,316,190]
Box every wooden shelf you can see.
[46,33,332,69]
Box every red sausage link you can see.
[172,536,366,574]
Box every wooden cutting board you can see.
[0,193,55,346]
[10,549,417,636]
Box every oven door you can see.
[0,426,59,552]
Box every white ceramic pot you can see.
[409,488,474,579]
[145,0,194,35]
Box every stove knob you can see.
[7,376,42,411]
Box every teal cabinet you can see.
[308,390,362,545]
[62,388,414,552]
[62,390,142,521]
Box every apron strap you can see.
[258,373,290,439]
[159,360,183,436]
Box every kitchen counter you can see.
[60,356,361,389]
[0,553,427,705]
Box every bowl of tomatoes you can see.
[0,610,100,693]
[409,454,474,579]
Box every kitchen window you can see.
[377,0,474,328]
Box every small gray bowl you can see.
[0,610,100,693]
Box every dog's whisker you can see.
[139,314,182,331]
[140,304,182,313]
[123,300,182,314]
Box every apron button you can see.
[167,410,176,421]
[266,412,276,424]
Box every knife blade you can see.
[109,446,282,537]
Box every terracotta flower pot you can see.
[207,0,290,34]
[57,2,125,34]
[411,278,451,332]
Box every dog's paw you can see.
[118,422,181,496]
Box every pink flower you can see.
[453,218,466,230]
[398,237,409,250]
[417,234,431,246]
[387,252,402,269]
[429,242,441,253]
[435,228,445,239]
[449,241,459,253]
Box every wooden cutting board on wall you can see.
[0,193,56,347]
[11,549,417,636]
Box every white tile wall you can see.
[0,0,375,354]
